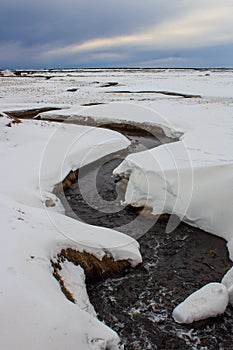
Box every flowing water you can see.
[58,129,233,350]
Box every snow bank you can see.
[1,69,15,77]
[173,267,233,324]
[222,267,233,306]
[1,69,233,337]
[114,129,233,249]
[0,115,141,349]
[78,103,233,258]
[37,95,233,326]
[37,102,183,139]
[58,261,97,317]
[39,101,233,257]
[172,283,229,324]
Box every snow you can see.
[0,196,124,350]
[47,100,233,259]
[58,261,97,317]
[0,114,141,349]
[1,69,15,77]
[172,283,229,324]
[114,129,233,247]
[1,68,233,341]
[38,102,182,139]
[222,267,233,306]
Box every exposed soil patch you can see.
[4,107,61,120]
[5,114,22,127]
[58,248,131,282]
[51,248,131,303]
[81,102,105,106]
[51,259,76,303]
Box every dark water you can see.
[59,131,163,236]
[88,221,233,350]
[59,131,233,350]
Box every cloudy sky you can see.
[1,0,233,69]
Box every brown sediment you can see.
[4,107,61,120]
[53,170,78,194]
[136,207,171,220]
[59,248,131,282]
[4,114,22,127]
[51,259,76,303]
[100,122,167,138]
[81,102,105,106]
[51,249,131,303]
[45,198,56,207]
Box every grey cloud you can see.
[0,0,191,46]
[0,0,232,68]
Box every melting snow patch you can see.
[173,283,229,324]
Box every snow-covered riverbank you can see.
[0,113,141,349]
[1,68,233,348]
[39,96,233,259]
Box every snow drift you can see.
[0,115,141,350]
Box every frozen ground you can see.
[0,68,233,348]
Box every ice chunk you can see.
[173,283,229,324]
[1,69,15,77]
[222,267,233,306]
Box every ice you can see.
[172,283,229,324]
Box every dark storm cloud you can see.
[0,0,233,68]
[0,0,178,46]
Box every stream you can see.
[58,128,233,350]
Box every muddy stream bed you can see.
[57,128,233,350]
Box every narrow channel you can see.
[57,126,233,350]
